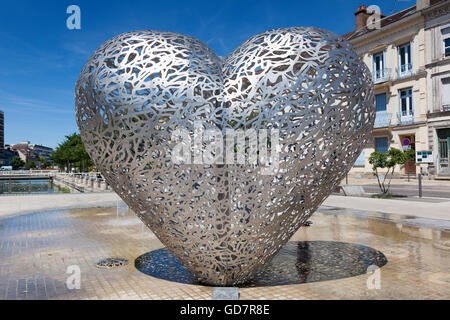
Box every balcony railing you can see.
[374,111,392,128]
[354,150,365,167]
[397,111,414,125]
[373,68,392,84]
[397,63,413,79]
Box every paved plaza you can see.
[0,198,449,300]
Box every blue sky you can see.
[0,0,414,149]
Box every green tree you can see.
[38,156,47,169]
[404,148,416,162]
[369,148,406,194]
[9,156,25,169]
[51,133,93,172]
[27,160,37,169]
[38,156,51,169]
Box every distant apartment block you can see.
[29,143,53,161]
[0,110,4,151]
[0,110,54,166]
[0,110,19,166]
[11,141,53,164]
[344,0,450,178]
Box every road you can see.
[360,183,450,198]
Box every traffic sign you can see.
[402,138,411,146]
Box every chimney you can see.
[354,5,370,30]
[416,0,430,11]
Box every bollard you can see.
[418,173,422,198]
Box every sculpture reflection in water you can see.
[75,27,375,285]
[134,241,388,287]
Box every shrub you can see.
[368,148,406,194]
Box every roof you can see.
[343,5,417,41]
[343,0,448,41]
[430,0,447,6]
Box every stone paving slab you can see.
[0,193,121,219]
[323,195,450,221]
[0,205,449,300]
[2,192,450,222]
[342,177,450,186]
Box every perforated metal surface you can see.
[96,258,129,269]
[75,27,374,285]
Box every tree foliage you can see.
[27,160,37,169]
[9,156,25,169]
[403,148,416,162]
[368,148,407,194]
[51,133,94,172]
[38,156,50,169]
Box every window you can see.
[375,93,387,112]
[373,52,385,80]
[442,27,450,57]
[375,137,388,154]
[445,38,450,57]
[399,88,413,117]
[398,43,412,75]
[442,78,450,109]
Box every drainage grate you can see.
[96,258,129,269]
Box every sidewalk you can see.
[323,194,450,221]
[342,176,450,186]
[1,192,449,222]
[0,192,122,218]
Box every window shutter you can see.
[375,137,389,154]
[442,78,450,106]
[375,93,387,112]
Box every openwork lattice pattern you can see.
[75,27,374,285]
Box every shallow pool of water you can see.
[0,179,61,194]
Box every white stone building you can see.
[344,0,449,178]
[423,0,450,177]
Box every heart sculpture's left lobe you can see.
[75,27,374,285]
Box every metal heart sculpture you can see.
[75,27,374,285]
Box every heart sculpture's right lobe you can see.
[75,27,375,285]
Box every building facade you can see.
[0,110,4,151]
[10,141,54,166]
[0,110,19,167]
[344,0,449,178]
[29,143,53,162]
[423,0,450,176]
[11,142,32,163]
[0,147,18,167]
